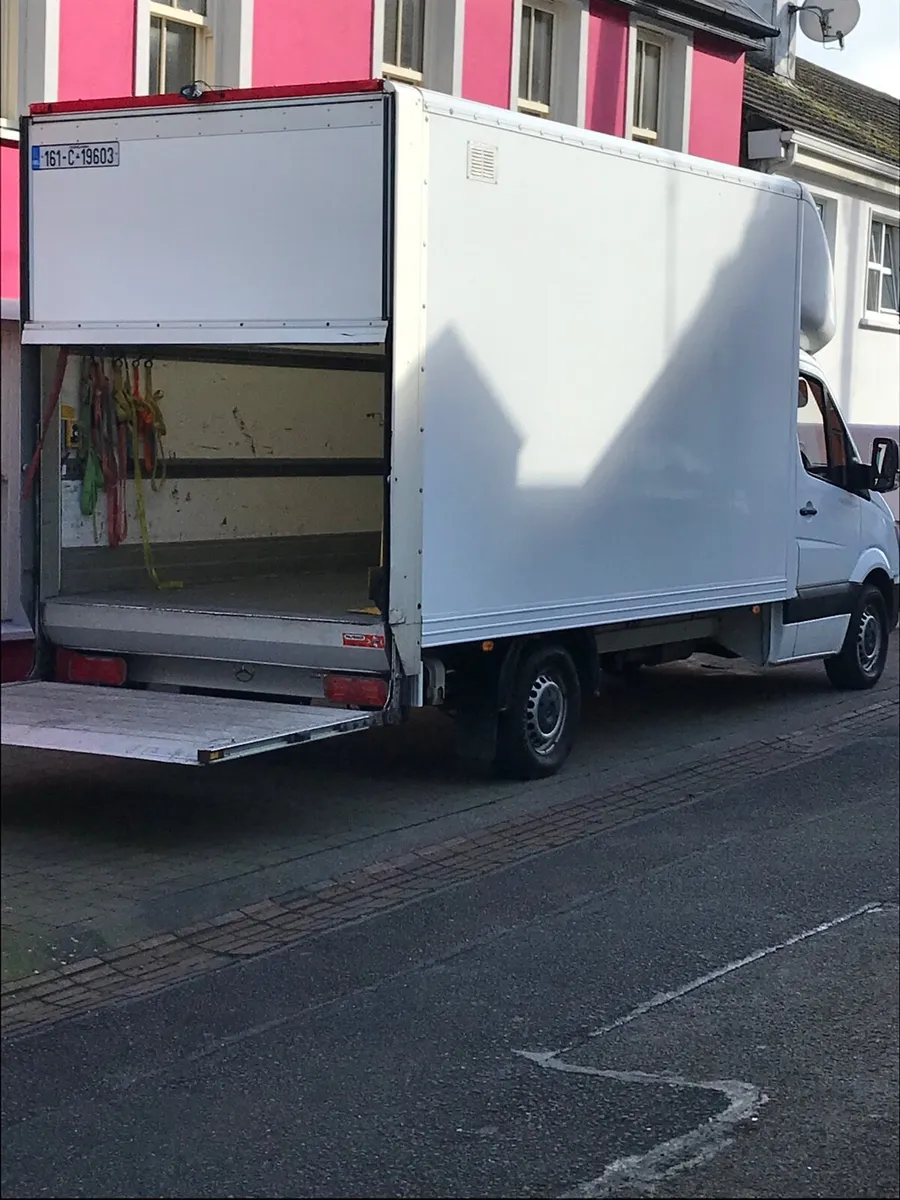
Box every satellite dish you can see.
[795,0,861,49]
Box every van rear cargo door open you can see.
[22,85,389,346]
[8,84,397,768]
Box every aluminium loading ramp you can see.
[1,681,379,765]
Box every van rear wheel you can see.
[495,644,581,780]
[824,584,889,691]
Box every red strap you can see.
[132,359,156,473]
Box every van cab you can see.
[786,350,899,681]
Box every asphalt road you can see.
[2,726,898,1198]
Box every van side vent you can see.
[467,141,498,184]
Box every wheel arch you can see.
[496,629,597,711]
[862,567,898,631]
[850,547,893,586]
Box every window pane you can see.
[400,0,424,72]
[164,19,197,93]
[797,377,851,473]
[637,40,661,131]
[797,378,827,471]
[531,8,553,107]
[384,0,399,64]
[823,391,848,468]
[866,267,881,313]
[175,0,207,13]
[149,15,162,94]
[869,219,883,265]
[883,223,898,276]
[881,272,899,313]
[633,41,644,127]
[519,5,532,100]
[882,226,899,312]
[1,0,18,122]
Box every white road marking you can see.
[517,1051,765,1198]
[516,901,888,1198]
[584,900,886,1043]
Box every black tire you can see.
[495,644,581,780]
[824,584,889,691]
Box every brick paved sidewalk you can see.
[5,651,896,993]
[3,694,895,1038]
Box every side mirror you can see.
[871,436,900,494]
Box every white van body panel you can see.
[416,93,806,648]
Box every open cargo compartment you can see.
[5,84,401,764]
[38,345,392,686]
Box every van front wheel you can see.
[495,644,581,780]
[824,585,889,690]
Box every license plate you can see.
[31,142,120,171]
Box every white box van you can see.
[3,81,897,776]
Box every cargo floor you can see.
[52,570,379,622]
[42,571,386,671]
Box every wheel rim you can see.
[525,672,567,757]
[856,603,883,676]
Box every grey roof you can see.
[744,58,900,165]
[684,0,778,32]
[619,0,778,48]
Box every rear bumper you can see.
[42,596,388,674]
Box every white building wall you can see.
[773,141,900,517]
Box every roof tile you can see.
[744,58,900,164]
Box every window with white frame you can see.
[518,1,555,117]
[383,0,426,83]
[811,193,836,260]
[866,216,899,317]
[0,0,18,128]
[627,23,690,152]
[631,29,665,144]
[148,0,210,95]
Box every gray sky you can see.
[795,0,900,96]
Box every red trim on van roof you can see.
[31,78,384,117]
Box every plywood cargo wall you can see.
[56,357,384,549]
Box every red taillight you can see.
[55,649,127,687]
[324,674,388,708]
